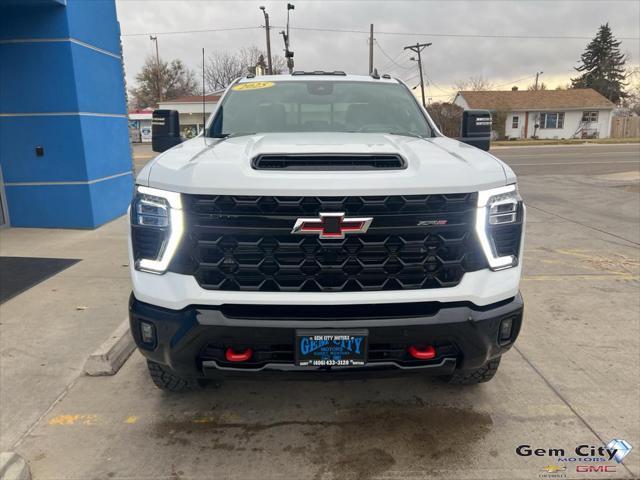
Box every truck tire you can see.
[147,360,203,392]
[443,356,501,385]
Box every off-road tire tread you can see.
[446,356,501,385]
[147,360,201,392]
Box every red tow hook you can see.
[225,347,253,362]
[408,345,436,360]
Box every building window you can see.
[582,111,599,123]
[512,116,519,129]
[539,112,565,129]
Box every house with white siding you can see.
[453,88,615,139]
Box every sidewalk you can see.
[0,216,131,450]
[492,137,640,147]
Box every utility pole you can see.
[259,6,273,74]
[150,35,162,101]
[280,3,295,74]
[368,24,374,75]
[533,71,544,139]
[202,48,206,133]
[404,42,431,108]
[534,71,543,90]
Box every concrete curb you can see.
[491,142,640,149]
[83,319,135,376]
[0,452,30,480]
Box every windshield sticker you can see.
[232,81,275,91]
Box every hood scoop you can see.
[251,154,407,171]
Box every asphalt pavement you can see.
[1,142,638,480]
[493,143,640,176]
[132,141,640,177]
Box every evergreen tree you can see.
[571,23,627,103]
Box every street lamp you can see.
[259,6,273,75]
[149,35,162,102]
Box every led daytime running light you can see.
[476,184,521,270]
[134,186,184,274]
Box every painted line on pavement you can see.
[499,151,639,158]
[508,160,640,166]
[523,273,638,281]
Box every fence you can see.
[611,116,640,138]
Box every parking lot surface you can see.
[1,143,638,479]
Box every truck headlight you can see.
[130,185,184,274]
[476,184,525,270]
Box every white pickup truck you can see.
[128,72,525,391]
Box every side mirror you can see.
[460,110,492,151]
[152,110,182,153]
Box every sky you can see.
[116,0,640,101]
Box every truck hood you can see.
[139,132,513,195]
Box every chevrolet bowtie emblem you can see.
[541,465,565,473]
[291,212,373,239]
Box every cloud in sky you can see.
[116,0,640,98]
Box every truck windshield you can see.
[208,80,434,138]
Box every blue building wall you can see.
[0,0,133,228]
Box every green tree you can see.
[571,23,627,103]
[129,56,199,109]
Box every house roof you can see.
[457,88,614,111]
[161,94,221,104]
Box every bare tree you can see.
[620,67,640,116]
[527,82,548,91]
[454,75,493,91]
[204,46,287,91]
[426,102,463,137]
[129,55,199,108]
[204,51,242,91]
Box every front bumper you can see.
[129,292,524,378]
[129,266,522,310]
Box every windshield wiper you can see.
[385,131,425,139]
[211,132,256,139]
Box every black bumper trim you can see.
[129,293,523,378]
[203,357,457,373]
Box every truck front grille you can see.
[170,194,487,292]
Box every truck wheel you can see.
[443,356,501,385]
[147,360,203,392]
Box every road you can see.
[2,143,638,480]
[132,142,640,176]
[492,143,640,176]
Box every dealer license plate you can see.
[295,330,368,367]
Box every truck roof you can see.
[236,73,400,84]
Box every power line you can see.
[404,42,431,107]
[120,24,640,41]
[424,74,450,94]
[281,25,640,41]
[384,59,415,77]
[492,75,537,88]
[399,72,420,84]
[374,40,413,72]
[121,26,259,37]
